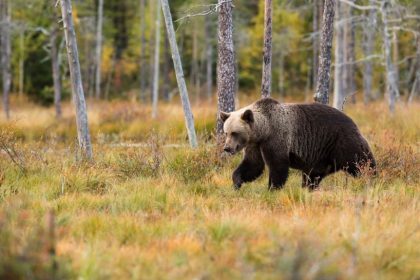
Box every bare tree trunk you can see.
[60,0,93,160]
[139,0,146,102]
[380,0,399,113]
[95,0,104,99]
[216,0,236,136]
[19,30,24,97]
[205,16,213,100]
[261,0,272,98]
[163,28,171,101]
[160,0,198,148]
[314,0,335,105]
[362,0,376,105]
[51,24,62,119]
[333,0,345,110]
[408,38,420,103]
[1,0,11,119]
[152,0,161,118]
[346,2,356,104]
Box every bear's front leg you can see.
[232,145,265,190]
[261,146,289,190]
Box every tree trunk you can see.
[314,0,335,105]
[51,25,62,119]
[19,30,24,97]
[346,1,356,104]
[216,0,236,136]
[205,16,213,100]
[408,38,420,103]
[139,0,146,102]
[95,0,104,99]
[261,0,273,98]
[151,0,161,118]
[1,0,11,119]
[380,0,399,113]
[333,0,345,110]
[362,0,376,105]
[60,0,93,160]
[163,28,171,101]
[160,0,198,148]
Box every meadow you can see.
[0,97,419,279]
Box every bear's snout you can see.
[223,146,234,154]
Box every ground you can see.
[0,97,419,279]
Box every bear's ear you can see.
[241,110,254,124]
[220,111,231,122]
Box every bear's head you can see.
[220,109,254,155]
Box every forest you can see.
[0,0,419,279]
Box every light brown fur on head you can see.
[221,108,254,154]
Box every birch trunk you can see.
[51,25,62,119]
[152,0,161,118]
[139,0,146,101]
[216,0,236,135]
[380,0,399,112]
[362,0,376,104]
[314,0,335,105]
[333,0,345,110]
[160,0,198,148]
[95,0,104,99]
[60,0,93,159]
[261,0,273,98]
[1,0,11,119]
[205,16,213,100]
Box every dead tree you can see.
[50,24,62,119]
[362,0,377,104]
[333,0,346,110]
[160,0,198,148]
[60,0,93,159]
[139,0,147,101]
[380,0,399,112]
[216,0,236,135]
[95,0,104,99]
[1,0,11,119]
[152,0,161,119]
[261,0,273,98]
[314,0,335,105]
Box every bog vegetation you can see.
[0,98,419,279]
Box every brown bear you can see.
[220,98,376,190]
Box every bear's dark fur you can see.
[221,98,376,190]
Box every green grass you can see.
[0,100,419,279]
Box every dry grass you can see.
[0,98,419,279]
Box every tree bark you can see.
[139,0,146,101]
[152,0,161,119]
[261,0,273,98]
[51,24,62,119]
[160,0,198,148]
[408,38,420,103]
[333,0,346,110]
[380,0,399,113]
[362,0,376,105]
[216,0,236,136]
[205,16,213,100]
[60,0,93,160]
[314,0,335,105]
[95,0,104,99]
[1,0,11,119]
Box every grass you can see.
[0,97,419,279]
